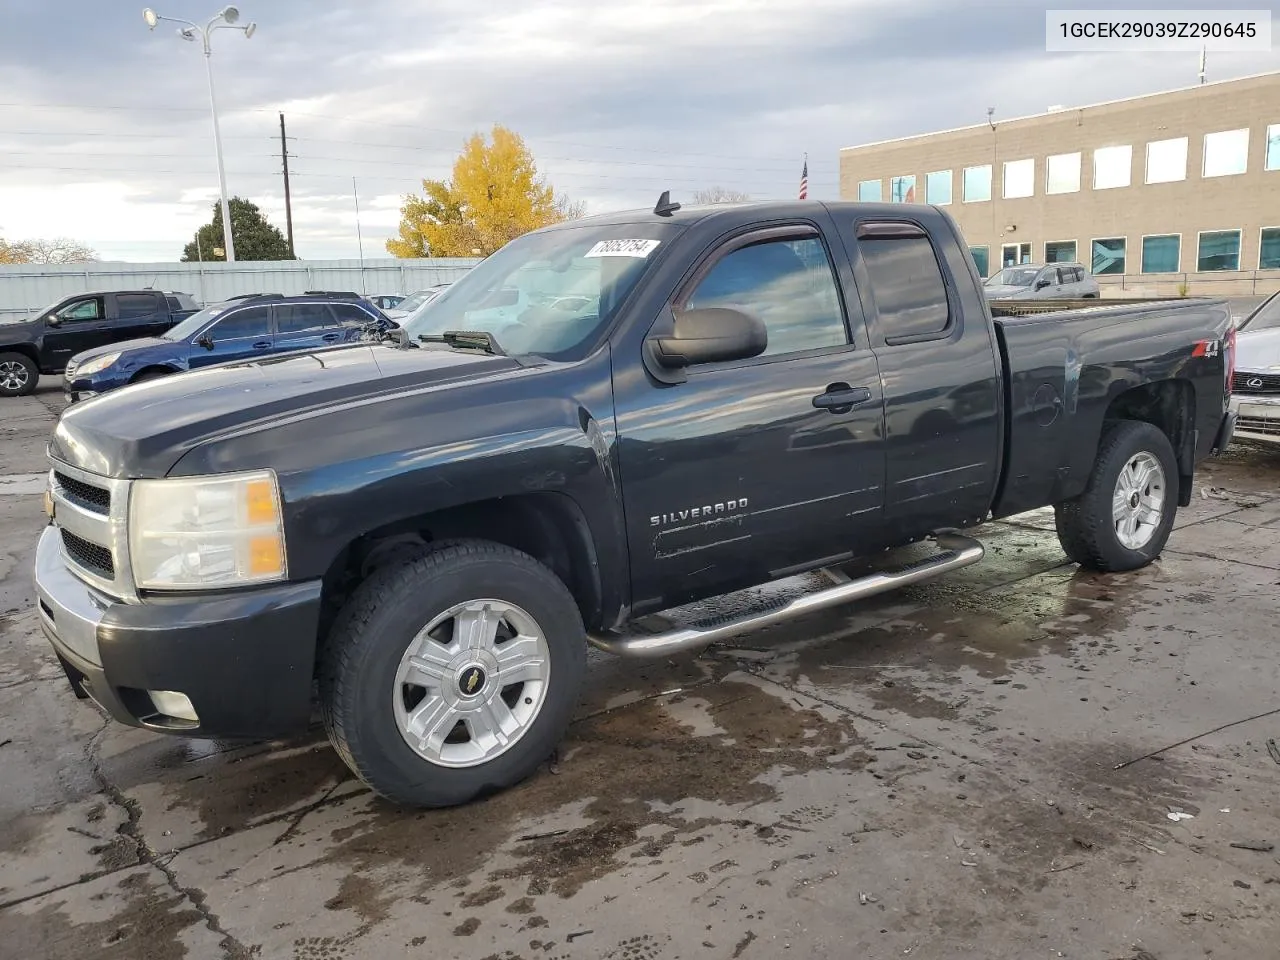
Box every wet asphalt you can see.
[1,386,1278,960]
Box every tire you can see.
[1054,420,1178,572]
[0,352,39,397]
[319,539,586,807]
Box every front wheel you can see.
[0,352,38,397]
[1054,419,1178,572]
[319,540,586,807]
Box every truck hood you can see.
[50,343,522,478]
[1235,328,1280,372]
[0,318,41,345]
[983,285,1030,300]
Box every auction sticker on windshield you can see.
[584,239,661,258]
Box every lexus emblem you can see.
[1247,377,1264,389]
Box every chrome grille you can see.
[53,471,111,513]
[1234,372,1280,395]
[1238,415,1280,437]
[47,461,136,602]
[61,530,115,578]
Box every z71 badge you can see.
[651,498,748,527]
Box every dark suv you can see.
[63,292,387,402]
[0,290,200,397]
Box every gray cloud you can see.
[1,0,1276,261]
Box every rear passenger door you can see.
[187,306,274,370]
[273,303,343,352]
[832,217,1002,544]
[112,292,170,340]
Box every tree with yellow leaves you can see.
[387,125,582,258]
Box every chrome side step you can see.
[588,532,985,660]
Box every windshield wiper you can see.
[417,330,506,356]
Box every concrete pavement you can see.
[1,386,1278,960]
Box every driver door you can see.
[43,296,108,370]
[186,305,274,370]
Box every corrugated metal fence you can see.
[0,257,482,322]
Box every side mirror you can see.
[1035,278,1051,290]
[196,334,214,350]
[647,307,768,370]
[45,315,62,327]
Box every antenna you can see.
[654,190,681,216]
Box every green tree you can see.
[387,125,581,258]
[182,197,293,261]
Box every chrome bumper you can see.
[34,525,112,666]
[1229,394,1280,445]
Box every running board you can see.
[588,532,985,660]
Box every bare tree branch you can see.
[692,187,751,205]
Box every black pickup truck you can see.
[0,289,199,397]
[34,199,1236,807]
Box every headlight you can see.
[128,470,287,590]
[74,352,121,377]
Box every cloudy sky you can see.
[1,0,1276,262]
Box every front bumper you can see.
[34,525,323,739]
[1229,394,1280,445]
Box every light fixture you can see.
[143,7,158,28]
[220,4,239,23]
[244,21,256,38]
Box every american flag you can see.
[799,157,809,199]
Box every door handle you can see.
[252,340,272,349]
[322,333,340,342]
[812,384,873,412]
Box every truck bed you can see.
[990,296,1231,518]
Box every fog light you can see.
[148,690,199,722]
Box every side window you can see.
[684,236,848,359]
[331,303,375,328]
[57,298,102,322]
[858,234,951,344]
[210,307,271,341]
[117,293,163,319]
[276,303,335,336]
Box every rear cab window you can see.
[854,223,953,345]
[116,292,165,319]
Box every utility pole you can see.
[279,112,295,258]
[353,177,365,293]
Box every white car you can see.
[383,283,452,321]
[1229,291,1280,445]
[983,262,1100,301]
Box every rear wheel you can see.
[1054,420,1177,572]
[319,539,586,807]
[0,353,38,397]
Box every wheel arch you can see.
[1102,378,1196,506]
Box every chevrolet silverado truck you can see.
[0,290,199,397]
[34,198,1236,808]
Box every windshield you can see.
[400,224,677,359]
[987,267,1040,287]
[1239,291,1280,332]
[394,287,446,313]
[163,303,227,341]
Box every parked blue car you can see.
[63,293,388,402]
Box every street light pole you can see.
[143,6,256,263]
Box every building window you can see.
[1045,153,1081,194]
[1141,235,1181,273]
[963,164,991,202]
[969,245,989,278]
[1093,145,1132,189]
[1203,129,1249,177]
[1145,137,1188,184]
[1197,230,1241,271]
[1260,228,1280,269]
[925,170,952,205]
[889,175,916,203]
[1003,158,1034,198]
[1267,125,1280,172]
[858,179,882,202]
[1091,237,1126,274]
[1045,240,1077,263]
